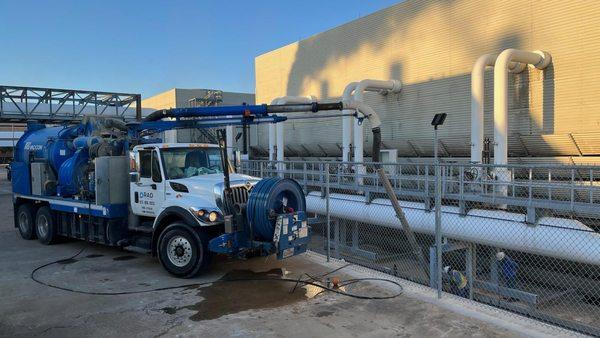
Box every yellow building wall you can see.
[141,88,177,110]
[254,0,600,160]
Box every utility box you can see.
[380,149,398,175]
[31,162,56,196]
[95,156,129,205]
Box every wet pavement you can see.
[0,177,564,337]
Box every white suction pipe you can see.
[342,82,359,163]
[350,79,401,187]
[270,96,317,174]
[353,79,402,165]
[471,54,525,164]
[306,192,600,266]
[342,100,381,130]
[493,49,551,167]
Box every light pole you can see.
[431,113,447,299]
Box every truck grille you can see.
[230,186,249,205]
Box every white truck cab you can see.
[129,143,259,226]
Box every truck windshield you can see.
[161,147,224,179]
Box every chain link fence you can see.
[240,159,600,336]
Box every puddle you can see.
[56,258,78,265]
[112,255,137,261]
[85,254,104,258]
[162,268,321,321]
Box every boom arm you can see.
[129,102,345,137]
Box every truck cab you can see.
[129,143,258,221]
[128,143,266,276]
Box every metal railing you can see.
[240,159,600,336]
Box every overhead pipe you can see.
[470,54,525,164]
[493,49,552,167]
[306,192,600,266]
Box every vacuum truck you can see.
[9,101,347,278]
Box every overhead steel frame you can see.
[0,85,142,123]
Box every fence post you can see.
[434,129,443,299]
[325,163,331,262]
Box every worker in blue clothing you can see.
[443,265,469,298]
[496,251,519,301]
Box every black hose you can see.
[372,127,382,164]
[30,249,403,300]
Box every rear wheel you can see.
[16,204,36,240]
[157,223,211,278]
[36,206,57,245]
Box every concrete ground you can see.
[0,177,573,337]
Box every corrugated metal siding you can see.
[253,0,600,160]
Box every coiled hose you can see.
[246,177,306,241]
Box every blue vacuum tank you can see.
[14,124,78,173]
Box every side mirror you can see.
[130,172,139,183]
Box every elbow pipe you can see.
[493,49,551,166]
[342,99,382,162]
[471,53,526,164]
[342,100,381,128]
[353,79,401,165]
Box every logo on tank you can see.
[24,142,43,151]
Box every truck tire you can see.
[36,206,57,245]
[16,204,36,240]
[157,223,211,278]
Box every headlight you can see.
[190,207,222,223]
[208,211,219,222]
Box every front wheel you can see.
[157,223,211,278]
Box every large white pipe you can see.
[493,49,551,166]
[342,82,359,162]
[353,79,402,165]
[270,96,317,171]
[470,54,525,164]
[342,100,381,129]
[306,192,600,266]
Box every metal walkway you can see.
[0,85,142,123]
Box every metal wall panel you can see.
[253,0,600,161]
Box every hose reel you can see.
[246,177,306,241]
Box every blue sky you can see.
[0,1,400,98]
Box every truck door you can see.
[131,148,165,217]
